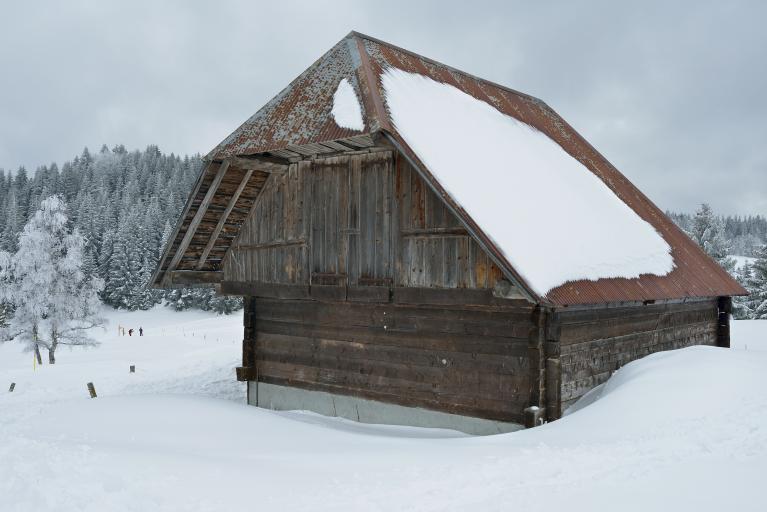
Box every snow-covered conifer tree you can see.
[750,245,767,319]
[733,262,756,319]
[689,203,736,274]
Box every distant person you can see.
[139,327,143,336]
[128,328,133,337]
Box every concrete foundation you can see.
[249,381,523,435]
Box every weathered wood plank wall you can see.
[554,299,719,410]
[222,147,724,426]
[222,151,505,292]
[251,296,534,423]
[395,157,504,289]
[224,149,535,423]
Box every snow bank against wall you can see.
[382,68,674,295]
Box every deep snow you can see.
[381,68,674,295]
[1,308,765,511]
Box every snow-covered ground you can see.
[1,308,765,511]
[733,254,757,270]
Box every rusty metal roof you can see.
[207,37,373,160]
[176,31,746,306]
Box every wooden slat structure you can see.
[152,32,746,432]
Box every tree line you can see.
[668,210,767,257]
[669,204,767,319]
[0,145,240,315]
[0,145,764,321]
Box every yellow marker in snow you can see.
[33,352,36,371]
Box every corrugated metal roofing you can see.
[207,38,370,160]
[181,31,746,306]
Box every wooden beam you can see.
[196,169,253,270]
[168,270,223,285]
[233,238,306,251]
[229,156,288,173]
[235,366,258,382]
[167,160,230,271]
[151,161,212,287]
[717,296,732,348]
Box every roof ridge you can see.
[348,30,543,105]
[348,33,391,133]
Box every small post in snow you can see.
[9,383,15,392]
[523,405,544,428]
[129,365,135,373]
[87,382,97,398]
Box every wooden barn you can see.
[152,32,746,434]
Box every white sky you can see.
[0,0,764,215]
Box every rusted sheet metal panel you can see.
[208,37,367,160]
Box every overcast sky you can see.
[1,0,764,215]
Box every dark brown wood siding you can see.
[554,299,719,409]
[250,295,534,423]
[222,151,504,291]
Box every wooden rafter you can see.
[167,270,223,286]
[166,160,230,272]
[229,156,288,173]
[196,169,254,270]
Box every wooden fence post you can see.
[717,297,732,348]
[523,406,545,428]
[87,382,97,398]
[8,383,15,392]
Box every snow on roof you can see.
[381,67,675,295]
[331,78,364,131]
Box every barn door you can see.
[309,161,344,285]
[308,152,394,287]
[346,152,394,286]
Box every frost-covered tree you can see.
[688,203,736,274]
[733,262,757,319]
[0,196,105,364]
[749,246,767,319]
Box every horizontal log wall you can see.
[555,299,719,409]
[249,295,535,423]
